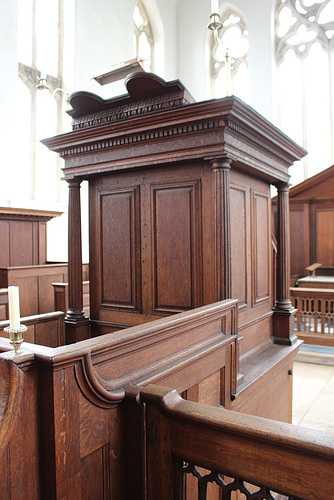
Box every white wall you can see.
[2,0,278,262]
[176,0,276,121]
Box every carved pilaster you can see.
[211,158,232,301]
[66,179,90,343]
[273,182,297,345]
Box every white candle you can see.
[8,286,20,330]
[211,0,219,13]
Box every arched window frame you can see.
[133,0,154,72]
[275,0,334,182]
[210,8,249,100]
[17,0,64,202]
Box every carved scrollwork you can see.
[74,351,125,408]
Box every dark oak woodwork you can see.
[273,164,334,283]
[42,74,306,419]
[0,311,65,347]
[0,207,62,267]
[0,300,239,499]
[142,384,334,500]
[0,302,331,499]
[53,281,90,316]
[0,264,69,317]
[0,289,8,320]
[273,182,297,345]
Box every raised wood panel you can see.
[15,276,38,317]
[81,446,110,500]
[230,185,248,308]
[152,182,201,313]
[316,209,334,266]
[10,221,34,266]
[0,221,10,267]
[34,320,61,347]
[39,222,47,264]
[38,273,65,313]
[0,312,65,347]
[100,189,141,311]
[252,192,270,306]
[234,358,293,423]
[0,304,6,320]
[290,205,309,277]
[197,370,221,406]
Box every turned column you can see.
[211,158,232,301]
[66,178,89,343]
[273,182,297,345]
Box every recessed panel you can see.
[316,210,334,266]
[152,183,201,312]
[0,221,10,267]
[100,189,140,310]
[253,192,270,305]
[230,185,247,307]
[10,221,34,266]
[81,445,109,500]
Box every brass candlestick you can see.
[4,325,27,354]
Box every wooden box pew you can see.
[0,300,238,499]
[0,263,89,318]
[142,385,334,500]
[0,311,65,348]
[0,299,333,499]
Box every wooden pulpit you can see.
[43,73,307,420]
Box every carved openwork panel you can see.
[180,461,294,500]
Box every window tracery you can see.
[133,0,154,72]
[17,0,64,202]
[275,0,334,183]
[211,9,249,102]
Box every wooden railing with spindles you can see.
[290,287,334,346]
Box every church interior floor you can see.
[292,355,334,434]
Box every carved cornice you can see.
[0,214,53,222]
[59,118,221,158]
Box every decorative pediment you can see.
[68,73,195,130]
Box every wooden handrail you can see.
[141,384,334,500]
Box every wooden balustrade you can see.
[142,384,334,500]
[290,287,334,346]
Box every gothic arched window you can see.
[17,0,64,202]
[276,0,334,184]
[211,9,249,101]
[133,0,154,72]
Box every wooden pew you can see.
[0,311,65,347]
[142,384,334,499]
[0,300,237,498]
[0,263,89,317]
[0,299,332,499]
